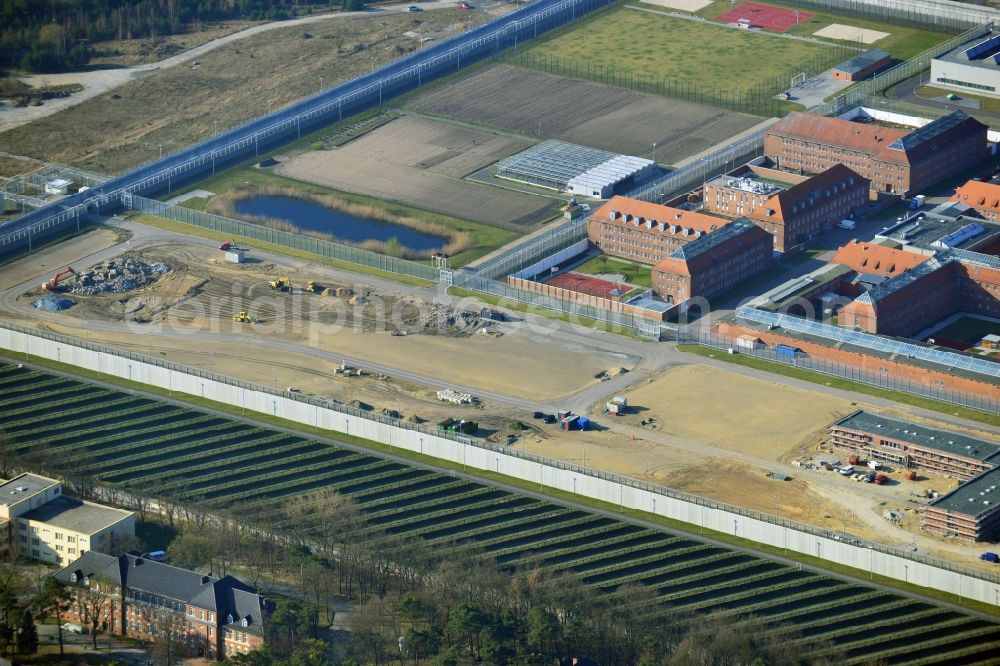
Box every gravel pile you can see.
[421,305,482,335]
[33,295,76,311]
[68,256,171,295]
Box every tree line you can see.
[0,0,365,72]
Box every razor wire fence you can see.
[682,329,1000,414]
[127,195,441,281]
[497,41,858,117]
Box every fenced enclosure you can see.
[497,41,858,117]
[789,0,998,31]
[681,328,1000,414]
[127,195,440,281]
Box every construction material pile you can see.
[32,295,76,311]
[420,304,482,336]
[68,256,171,296]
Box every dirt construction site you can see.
[3,220,1000,570]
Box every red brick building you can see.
[748,164,869,251]
[952,179,1000,222]
[55,552,271,660]
[831,240,929,278]
[703,174,786,219]
[765,110,988,195]
[838,249,1000,336]
[652,218,773,306]
[830,49,891,81]
[588,196,729,265]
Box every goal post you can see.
[790,72,808,87]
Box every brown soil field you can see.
[17,243,618,403]
[619,364,858,461]
[404,64,765,162]
[275,116,558,228]
[87,24,262,67]
[0,9,490,173]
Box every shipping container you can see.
[775,344,800,357]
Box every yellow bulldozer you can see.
[233,311,251,323]
[307,280,321,293]
[268,277,290,292]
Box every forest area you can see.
[0,0,364,72]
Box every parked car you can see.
[532,411,544,419]
[981,552,999,563]
[407,4,421,10]
[458,1,473,8]
[542,414,556,424]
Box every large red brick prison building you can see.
[652,218,774,306]
[588,196,731,265]
[764,110,988,195]
[705,164,869,251]
[837,248,1000,337]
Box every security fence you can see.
[497,42,858,118]
[682,328,1000,414]
[4,320,1000,595]
[816,21,993,115]
[791,0,997,31]
[475,217,588,279]
[127,195,440,281]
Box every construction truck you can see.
[268,277,290,292]
[41,267,76,291]
[233,311,251,323]
[307,280,321,293]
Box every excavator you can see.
[233,311,252,323]
[41,267,76,291]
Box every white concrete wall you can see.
[513,238,590,279]
[4,326,1000,606]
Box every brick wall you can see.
[715,322,999,399]
[507,276,669,321]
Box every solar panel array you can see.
[962,33,1000,60]
[735,307,1000,379]
[888,110,971,152]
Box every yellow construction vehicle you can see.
[233,311,251,323]
[307,280,320,293]
[268,277,290,292]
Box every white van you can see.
[837,219,856,230]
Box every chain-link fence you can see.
[815,22,992,115]
[498,42,857,117]
[789,0,997,31]
[128,195,440,281]
[682,329,1000,414]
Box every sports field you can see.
[716,2,813,32]
[693,0,955,60]
[546,272,632,298]
[519,5,838,93]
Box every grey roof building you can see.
[54,551,271,659]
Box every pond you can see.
[235,195,447,251]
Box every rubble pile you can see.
[67,256,171,296]
[32,295,75,311]
[420,304,482,336]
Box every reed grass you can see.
[206,185,472,260]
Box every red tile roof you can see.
[952,179,1000,214]
[767,112,909,164]
[750,164,867,225]
[593,196,729,236]
[831,240,928,277]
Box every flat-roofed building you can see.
[831,49,891,81]
[931,31,1000,99]
[924,467,1000,542]
[828,410,1000,481]
[0,473,133,566]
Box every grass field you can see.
[176,165,520,267]
[927,315,1000,345]
[917,85,1000,113]
[574,255,653,288]
[690,0,956,60]
[0,8,487,174]
[521,6,837,93]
